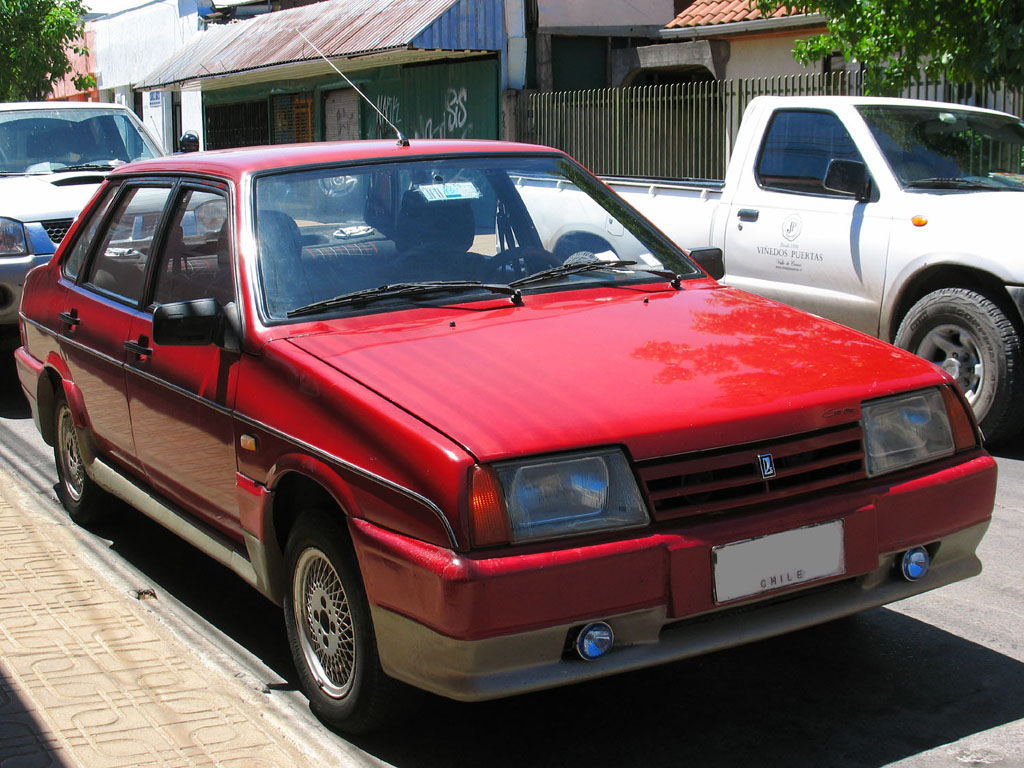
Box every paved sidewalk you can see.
[0,467,360,767]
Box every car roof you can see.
[0,101,136,113]
[109,139,566,182]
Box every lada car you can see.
[0,102,161,346]
[15,139,996,733]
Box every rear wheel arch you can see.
[36,368,61,446]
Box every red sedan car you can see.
[16,139,995,733]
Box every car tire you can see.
[53,392,113,526]
[283,508,420,734]
[895,287,1024,444]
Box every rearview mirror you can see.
[689,246,725,280]
[823,159,871,201]
[153,298,223,346]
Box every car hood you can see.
[288,285,945,462]
[0,171,106,222]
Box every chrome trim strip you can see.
[24,315,459,548]
[124,363,234,417]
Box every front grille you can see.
[636,422,865,521]
[41,219,73,244]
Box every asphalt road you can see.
[1,351,1021,768]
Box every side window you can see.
[152,189,232,306]
[757,110,865,195]
[62,186,118,281]
[84,185,172,304]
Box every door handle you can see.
[737,209,759,222]
[59,310,80,329]
[124,336,153,359]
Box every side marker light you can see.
[912,216,928,227]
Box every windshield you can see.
[254,154,701,320]
[0,107,160,174]
[858,105,1024,190]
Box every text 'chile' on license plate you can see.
[712,519,846,604]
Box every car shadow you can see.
[0,352,31,419]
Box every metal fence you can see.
[518,72,1024,180]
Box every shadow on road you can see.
[0,352,30,419]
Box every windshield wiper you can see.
[60,163,116,172]
[905,177,1000,190]
[287,281,522,318]
[509,260,681,289]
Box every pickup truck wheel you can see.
[283,509,419,734]
[895,288,1024,444]
[53,394,112,526]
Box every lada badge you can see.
[757,452,776,479]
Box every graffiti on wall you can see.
[374,87,476,140]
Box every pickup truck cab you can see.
[607,96,1024,443]
[16,139,995,733]
[0,102,161,345]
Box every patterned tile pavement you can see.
[0,468,349,768]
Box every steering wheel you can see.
[482,247,561,281]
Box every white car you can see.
[0,102,162,344]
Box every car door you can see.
[124,182,241,538]
[722,108,893,337]
[59,182,173,472]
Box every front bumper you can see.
[350,453,995,701]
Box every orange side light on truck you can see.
[912,215,929,227]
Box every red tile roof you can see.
[667,0,793,29]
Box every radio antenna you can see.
[296,29,409,147]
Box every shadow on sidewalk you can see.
[0,667,72,766]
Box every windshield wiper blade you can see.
[905,177,999,190]
[60,163,116,172]
[287,281,521,317]
[509,260,681,289]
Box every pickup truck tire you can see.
[284,509,419,734]
[53,393,112,526]
[895,288,1023,444]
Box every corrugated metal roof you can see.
[138,0,504,89]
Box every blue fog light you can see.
[901,546,931,581]
[575,622,614,661]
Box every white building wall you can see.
[723,35,820,79]
[93,0,200,152]
[538,0,673,31]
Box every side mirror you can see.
[823,159,871,201]
[178,130,200,153]
[689,246,725,280]
[153,298,222,346]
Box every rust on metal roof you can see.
[138,0,504,89]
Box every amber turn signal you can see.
[469,465,510,547]
[940,385,980,450]
[912,215,928,227]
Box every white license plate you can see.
[713,519,846,604]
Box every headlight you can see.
[0,218,28,256]
[862,388,955,476]
[469,448,649,545]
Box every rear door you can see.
[722,108,893,336]
[59,182,173,470]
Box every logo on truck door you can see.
[782,214,802,241]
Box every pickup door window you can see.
[723,108,892,336]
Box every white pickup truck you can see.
[0,102,162,347]
[598,95,1024,444]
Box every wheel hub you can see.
[58,408,86,501]
[916,324,983,404]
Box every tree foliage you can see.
[755,0,1024,94]
[0,0,95,101]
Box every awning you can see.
[137,0,505,90]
